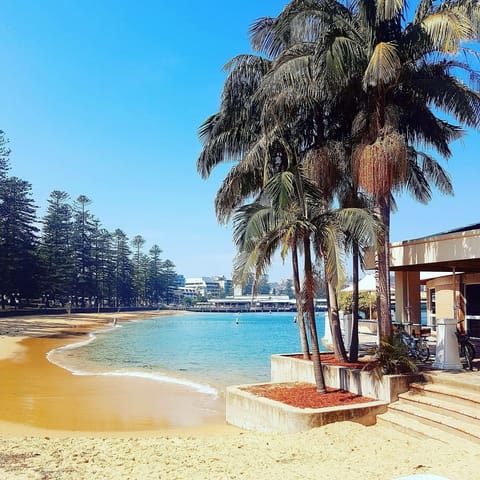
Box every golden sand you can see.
[1,311,479,479]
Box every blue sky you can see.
[1,1,479,282]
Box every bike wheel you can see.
[417,343,430,363]
[467,341,476,360]
[465,342,475,371]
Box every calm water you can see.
[48,312,326,396]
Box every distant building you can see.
[192,294,296,312]
[211,275,233,296]
[184,277,222,298]
[173,274,185,287]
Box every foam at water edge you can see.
[46,338,219,398]
[47,331,97,353]
[97,370,218,397]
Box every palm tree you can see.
[232,169,332,392]
[199,4,364,364]
[249,0,480,339]
[322,0,480,337]
[197,51,326,367]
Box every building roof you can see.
[408,222,480,242]
[389,222,480,272]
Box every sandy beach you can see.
[1,311,479,479]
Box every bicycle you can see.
[394,322,430,363]
[456,328,476,371]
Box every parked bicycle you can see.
[394,322,430,363]
[456,327,476,371]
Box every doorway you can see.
[465,284,480,338]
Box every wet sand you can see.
[0,311,230,435]
[0,336,227,434]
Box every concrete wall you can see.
[226,385,387,433]
[271,354,420,403]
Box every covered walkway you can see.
[389,223,480,340]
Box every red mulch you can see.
[242,382,374,409]
[289,353,366,369]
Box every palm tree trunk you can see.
[349,241,360,362]
[327,278,348,362]
[375,193,392,339]
[303,234,326,393]
[291,242,310,359]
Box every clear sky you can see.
[1,1,479,282]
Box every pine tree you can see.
[113,229,134,307]
[0,177,39,304]
[38,190,74,305]
[71,195,95,307]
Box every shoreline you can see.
[0,310,230,436]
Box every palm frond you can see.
[249,16,286,57]
[363,41,401,89]
[404,151,432,204]
[421,11,473,53]
[325,36,366,81]
[421,153,453,195]
[264,171,296,211]
[376,0,406,22]
[318,224,346,291]
[214,144,267,223]
[413,0,433,24]
[335,207,378,249]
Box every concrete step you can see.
[398,390,480,423]
[387,400,480,445]
[422,371,480,394]
[409,381,480,410]
[377,410,480,452]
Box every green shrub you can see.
[363,333,418,377]
[338,291,377,319]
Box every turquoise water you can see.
[48,312,325,396]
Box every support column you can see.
[322,312,332,349]
[342,313,352,351]
[432,317,462,370]
[394,271,421,327]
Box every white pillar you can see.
[322,312,332,347]
[432,317,462,370]
[342,313,352,350]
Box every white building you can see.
[184,277,222,298]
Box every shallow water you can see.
[48,312,326,395]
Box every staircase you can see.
[377,371,480,449]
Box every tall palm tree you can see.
[249,0,480,339]
[197,49,333,370]
[232,168,351,392]
[324,0,480,337]
[231,184,311,361]
[200,3,366,363]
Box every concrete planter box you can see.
[226,384,387,433]
[271,353,421,403]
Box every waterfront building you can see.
[192,294,296,312]
[184,277,223,298]
[369,222,480,340]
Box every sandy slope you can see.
[1,422,479,480]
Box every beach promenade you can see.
[0,311,478,479]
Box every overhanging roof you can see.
[408,222,480,241]
[389,224,480,272]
